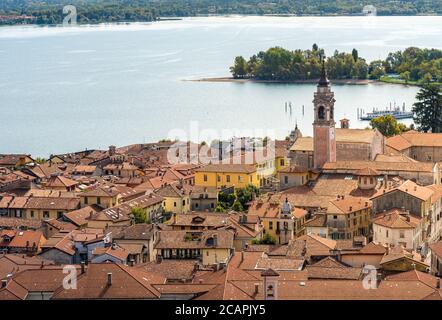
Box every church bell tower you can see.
[313,60,336,168]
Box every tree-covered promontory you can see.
[230,45,442,84]
[230,45,368,80]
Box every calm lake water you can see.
[1,16,442,157]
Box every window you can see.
[182,200,185,206]
[204,174,208,182]
[226,175,230,183]
[211,203,214,209]
[318,106,325,120]
[217,175,221,182]
[269,221,273,230]
[97,197,101,205]
[195,203,199,208]
[30,211,34,218]
[174,202,177,207]
[250,176,253,183]
[57,211,63,219]
[386,230,389,238]
[238,175,243,183]
[284,175,289,184]
[280,159,285,166]
[400,230,405,238]
[84,197,88,205]
[43,211,50,219]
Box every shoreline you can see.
[186,77,427,87]
[187,77,375,85]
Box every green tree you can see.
[35,157,46,164]
[368,60,386,79]
[215,203,226,212]
[236,184,260,210]
[400,71,411,84]
[131,207,147,224]
[412,83,442,133]
[370,115,407,137]
[231,200,244,212]
[352,48,359,62]
[252,233,276,245]
[230,56,249,79]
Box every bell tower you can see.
[313,59,336,168]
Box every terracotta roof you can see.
[52,263,165,299]
[46,175,78,189]
[63,204,102,226]
[355,167,380,176]
[255,257,304,271]
[113,224,156,240]
[380,246,428,267]
[92,245,129,262]
[168,212,230,228]
[195,164,256,174]
[81,186,120,197]
[387,131,442,150]
[0,217,41,230]
[136,260,198,281]
[386,135,413,151]
[24,197,80,211]
[358,242,387,255]
[0,230,45,249]
[306,257,362,280]
[373,209,421,229]
[372,180,433,202]
[279,165,309,173]
[155,230,234,250]
[0,279,28,300]
[0,254,54,280]
[305,214,327,228]
[44,219,77,232]
[328,196,371,215]
[290,137,314,152]
[429,241,442,259]
[322,161,435,173]
[12,266,76,292]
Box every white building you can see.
[373,209,423,251]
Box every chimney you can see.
[129,259,135,267]
[240,251,244,264]
[1,279,7,288]
[107,273,112,286]
[80,261,85,274]
[384,175,388,188]
[436,279,440,289]
[109,145,116,156]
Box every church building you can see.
[289,63,385,169]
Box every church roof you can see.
[290,129,378,152]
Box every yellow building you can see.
[24,197,80,220]
[195,164,259,189]
[326,196,372,240]
[79,186,122,209]
[248,197,308,244]
[155,184,190,214]
[154,230,234,266]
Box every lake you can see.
[1,16,441,157]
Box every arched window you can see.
[318,106,325,120]
[330,107,334,120]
